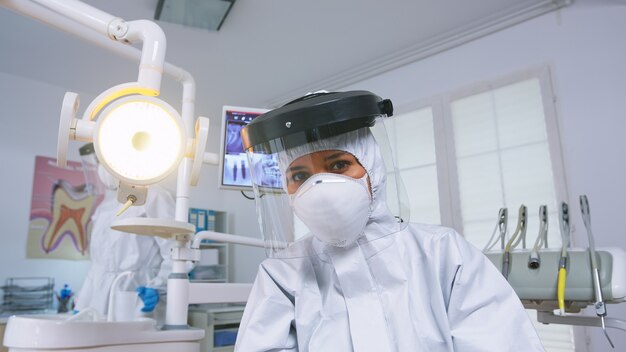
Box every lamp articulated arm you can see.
[30,0,166,93]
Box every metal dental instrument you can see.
[557,202,570,315]
[580,195,615,348]
[528,205,549,269]
[116,195,137,216]
[483,208,508,252]
[502,205,527,279]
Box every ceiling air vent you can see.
[155,0,236,31]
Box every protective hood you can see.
[277,127,396,234]
[243,91,406,258]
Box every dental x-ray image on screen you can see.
[219,106,282,190]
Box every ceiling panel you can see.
[0,0,569,114]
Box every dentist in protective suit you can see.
[235,91,544,351]
[76,150,175,321]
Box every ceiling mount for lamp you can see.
[155,0,236,31]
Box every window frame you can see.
[392,64,585,352]
[438,65,569,235]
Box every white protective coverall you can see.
[235,129,544,351]
[75,167,175,318]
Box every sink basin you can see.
[3,315,204,351]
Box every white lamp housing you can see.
[93,95,186,185]
[57,89,210,190]
[56,92,80,168]
[57,91,96,168]
[190,116,210,186]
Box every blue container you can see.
[214,330,238,347]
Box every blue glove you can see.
[136,287,159,313]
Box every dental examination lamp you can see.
[43,0,210,214]
[58,92,202,214]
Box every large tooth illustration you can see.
[42,180,96,254]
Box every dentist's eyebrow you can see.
[324,152,348,161]
[287,165,307,173]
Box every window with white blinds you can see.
[449,77,561,248]
[391,67,575,352]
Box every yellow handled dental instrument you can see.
[557,202,570,315]
[116,195,137,216]
[557,258,567,314]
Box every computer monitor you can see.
[219,106,282,191]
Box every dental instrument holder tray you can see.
[486,248,626,336]
[484,249,624,312]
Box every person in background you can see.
[76,151,175,323]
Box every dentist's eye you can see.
[292,172,310,183]
[330,160,351,172]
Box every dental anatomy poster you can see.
[27,156,103,259]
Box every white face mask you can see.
[97,164,119,191]
[290,173,372,247]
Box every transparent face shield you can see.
[79,143,104,196]
[246,117,410,258]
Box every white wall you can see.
[0,70,265,305]
[0,72,93,294]
[341,3,626,351]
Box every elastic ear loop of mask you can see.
[290,173,371,201]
